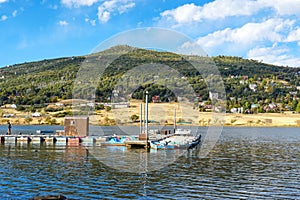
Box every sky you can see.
[0,0,300,67]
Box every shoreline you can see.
[1,113,300,128]
[1,116,300,128]
[1,100,300,128]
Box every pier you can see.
[125,140,149,149]
[0,134,107,146]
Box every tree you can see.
[244,101,250,110]
[105,106,112,112]
[292,99,298,111]
[296,102,300,113]
[24,117,33,124]
[96,104,104,110]
[130,114,139,122]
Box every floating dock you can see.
[125,140,149,149]
[0,134,134,147]
[30,136,44,144]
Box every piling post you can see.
[145,91,149,149]
[140,103,143,135]
[174,108,176,133]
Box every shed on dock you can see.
[64,117,89,137]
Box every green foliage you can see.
[24,117,33,124]
[16,105,26,111]
[45,107,63,112]
[130,114,139,122]
[105,106,112,112]
[96,104,104,110]
[1,46,300,113]
[27,106,36,113]
[50,118,58,125]
[52,111,72,118]
[296,102,300,113]
[99,116,116,126]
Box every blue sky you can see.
[0,0,300,67]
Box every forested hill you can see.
[1,46,300,112]
[0,56,85,105]
[215,56,297,80]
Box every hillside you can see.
[1,46,300,114]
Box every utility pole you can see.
[174,108,176,133]
[140,103,143,135]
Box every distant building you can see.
[55,103,64,107]
[3,114,15,118]
[263,103,278,112]
[239,80,246,85]
[152,95,161,103]
[249,84,257,92]
[251,104,258,109]
[209,92,218,100]
[230,107,243,113]
[32,112,42,117]
[103,102,129,108]
[204,104,213,111]
[64,117,89,137]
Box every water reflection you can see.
[87,146,188,173]
[0,127,300,199]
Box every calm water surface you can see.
[0,127,300,199]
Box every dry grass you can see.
[1,101,300,127]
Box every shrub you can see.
[16,106,26,111]
[130,114,139,122]
[105,106,112,112]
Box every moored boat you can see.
[150,129,201,150]
[101,135,137,146]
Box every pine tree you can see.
[296,102,300,113]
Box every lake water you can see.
[0,126,300,199]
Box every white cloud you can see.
[118,2,135,14]
[58,20,68,26]
[160,0,300,26]
[197,18,294,52]
[160,1,263,25]
[1,15,8,21]
[90,19,96,26]
[247,45,300,67]
[85,18,96,26]
[261,0,300,16]
[97,0,135,23]
[157,0,300,67]
[177,41,207,56]
[61,0,135,23]
[98,7,110,23]
[285,27,300,45]
[160,3,201,24]
[0,0,8,3]
[61,0,99,7]
[12,10,17,17]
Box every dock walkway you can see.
[125,140,149,149]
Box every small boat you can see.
[188,134,202,150]
[150,129,201,150]
[101,135,137,146]
[36,130,55,134]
